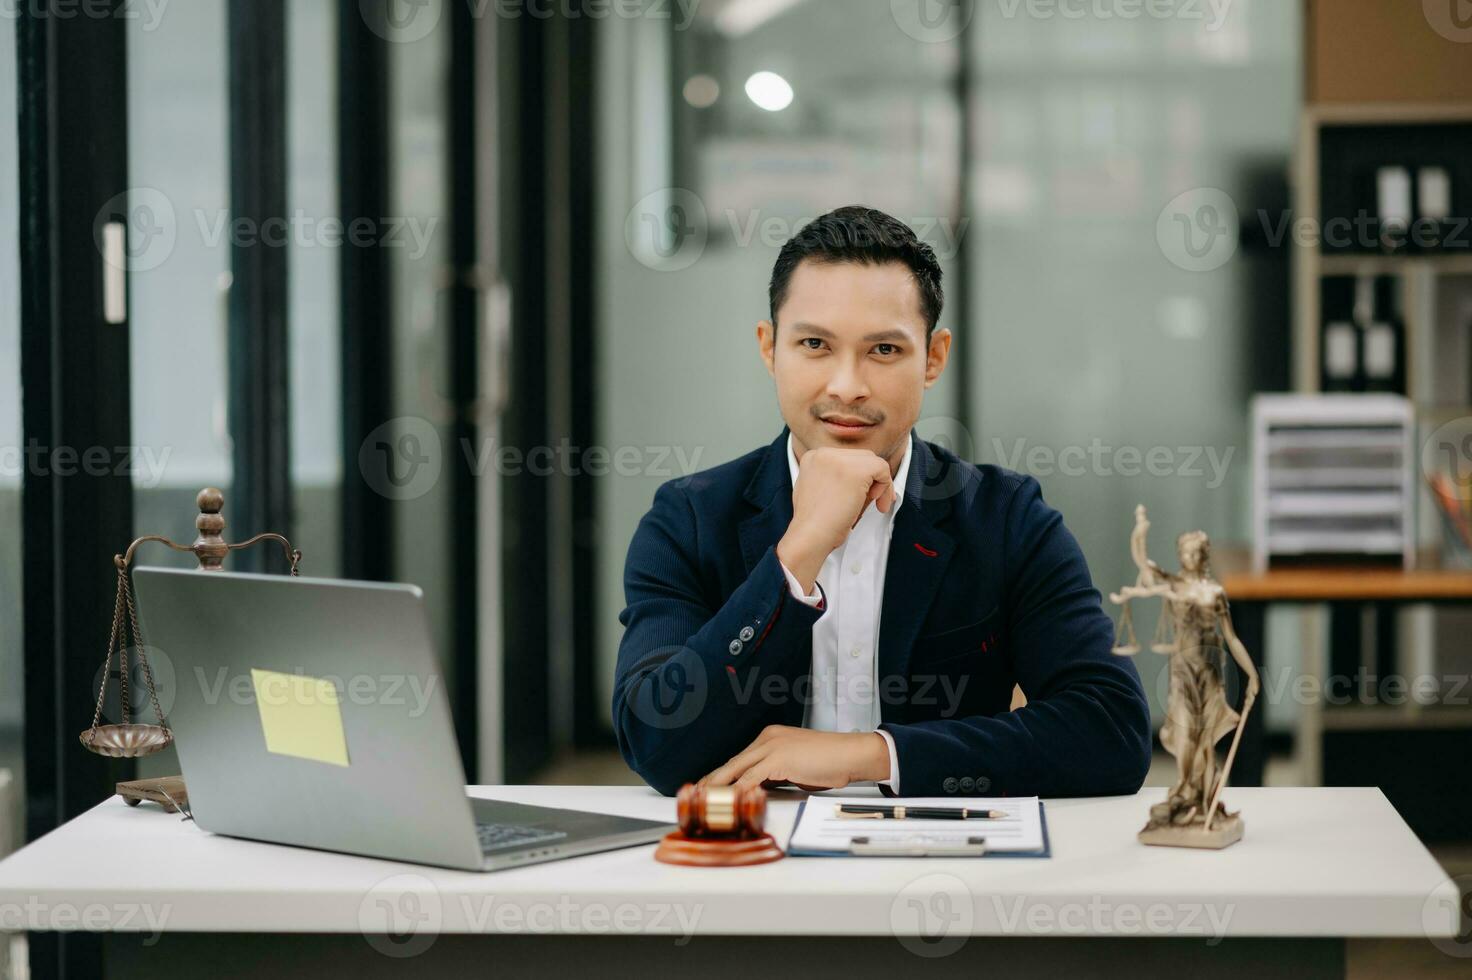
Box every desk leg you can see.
[1232,600,1266,787]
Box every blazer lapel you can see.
[877,433,958,720]
[738,428,795,576]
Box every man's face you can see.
[758,259,951,473]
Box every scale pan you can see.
[79,724,173,758]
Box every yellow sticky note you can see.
[250,668,351,767]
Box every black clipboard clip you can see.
[849,835,988,857]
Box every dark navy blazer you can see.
[612,427,1152,798]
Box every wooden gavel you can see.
[655,783,784,866]
[676,783,768,839]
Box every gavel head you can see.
[676,783,767,839]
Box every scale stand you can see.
[79,487,302,763]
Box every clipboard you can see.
[784,798,1052,858]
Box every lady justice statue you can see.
[1109,505,1260,849]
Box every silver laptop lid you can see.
[132,567,486,871]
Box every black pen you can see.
[834,804,1006,820]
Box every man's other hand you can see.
[699,725,890,793]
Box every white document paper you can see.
[788,796,1046,854]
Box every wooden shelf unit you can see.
[1291,102,1472,397]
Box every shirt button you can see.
[850,563,862,575]
[942,777,959,794]
[849,728,861,734]
[959,776,975,793]
[739,626,755,642]
[849,647,861,659]
[728,639,743,655]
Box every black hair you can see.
[768,205,945,339]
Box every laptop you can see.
[132,567,674,872]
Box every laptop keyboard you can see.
[475,822,569,853]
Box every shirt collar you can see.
[786,428,913,521]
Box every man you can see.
[613,206,1152,798]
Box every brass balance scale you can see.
[79,488,301,810]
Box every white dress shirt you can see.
[778,431,912,792]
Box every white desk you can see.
[0,785,1458,978]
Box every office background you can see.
[2,0,1472,973]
